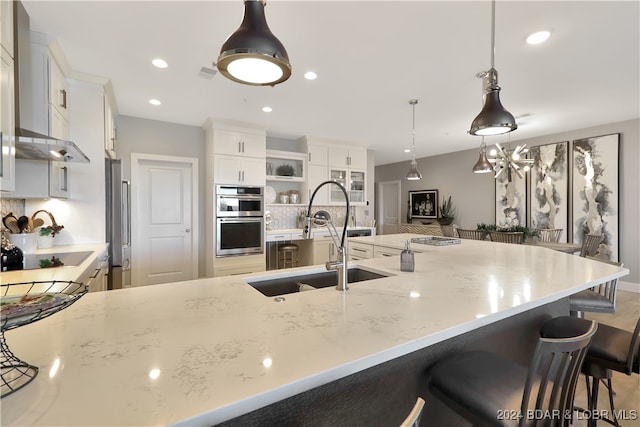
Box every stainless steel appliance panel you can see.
[106,159,131,289]
[216,217,264,257]
[216,185,263,217]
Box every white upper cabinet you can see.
[49,56,69,119]
[213,129,266,158]
[328,146,367,170]
[306,143,328,166]
[104,94,116,158]
[214,154,265,186]
[0,48,15,192]
[0,0,13,57]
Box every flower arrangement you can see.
[39,224,64,237]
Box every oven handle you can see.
[217,195,264,200]
[218,217,264,223]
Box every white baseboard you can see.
[619,280,640,293]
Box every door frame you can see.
[131,153,199,286]
[377,180,402,234]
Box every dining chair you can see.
[569,256,623,317]
[399,397,425,427]
[429,320,597,427]
[537,228,563,243]
[579,233,603,257]
[488,230,524,244]
[541,316,640,427]
[440,224,458,238]
[456,228,485,240]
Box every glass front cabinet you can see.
[329,167,366,205]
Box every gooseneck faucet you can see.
[303,181,350,291]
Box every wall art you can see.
[572,133,619,261]
[495,169,526,228]
[528,141,569,242]
[409,189,438,219]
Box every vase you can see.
[437,218,454,226]
[9,233,37,254]
[37,234,54,249]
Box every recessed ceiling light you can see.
[152,58,168,68]
[304,71,317,80]
[262,106,273,113]
[149,99,161,106]
[404,149,411,153]
[526,31,550,45]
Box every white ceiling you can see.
[23,1,640,166]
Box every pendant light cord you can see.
[412,102,416,160]
[490,0,495,69]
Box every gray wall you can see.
[375,119,640,285]
[115,115,206,277]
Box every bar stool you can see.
[569,257,623,318]
[278,243,299,269]
[541,316,640,427]
[428,320,596,427]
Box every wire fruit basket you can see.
[0,281,87,397]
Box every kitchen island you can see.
[1,237,628,426]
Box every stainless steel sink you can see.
[245,267,389,297]
[22,251,93,270]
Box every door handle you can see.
[186,228,191,233]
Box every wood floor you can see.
[573,290,640,427]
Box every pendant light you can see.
[469,0,517,136]
[217,0,292,86]
[472,137,493,173]
[405,99,422,181]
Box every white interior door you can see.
[132,154,198,286]
[377,181,401,235]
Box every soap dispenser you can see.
[400,240,415,272]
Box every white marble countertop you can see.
[1,243,109,284]
[1,239,628,426]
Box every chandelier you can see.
[488,143,534,181]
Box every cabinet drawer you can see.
[374,246,403,258]
[348,242,373,259]
[266,232,291,242]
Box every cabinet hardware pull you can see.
[122,180,132,246]
[353,248,367,252]
[308,152,311,162]
[61,89,67,109]
[60,166,68,191]
[238,141,241,153]
[90,268,101,279]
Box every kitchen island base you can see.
[218,298,568,426]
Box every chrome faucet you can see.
[303,181,350,291]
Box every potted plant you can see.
[437,196,456,225]
[32,210,64,249]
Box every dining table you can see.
[524,240,582,254]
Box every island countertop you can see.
[1,239,628,426]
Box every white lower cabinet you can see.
[77,249,109,292]
[348,241,373,260]
[373,246,403,258]
[312,238,337,265]
[213,254,265,277]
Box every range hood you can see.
[13,1,90,163]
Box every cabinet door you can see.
[0,0,13,57]
[312,239,337,265]
[242,156,266,186]
[347,147,368,170]
[0,49,15,192]
[307,164,328,205]
[329,168,348,204]
[374,246,403,258]
[349,169,366,204]
[241,132,266,158]
[328,146,349,168]
[213,129,265,158]
[50,106,69,139]
[104,96,116,158]
[49,58,69,118]
[307,143,328,165]
[214,154,243,185]
[49,161,69,198]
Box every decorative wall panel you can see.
[495,171,526,228]
[572,133,619,261]
[529,142,569,242]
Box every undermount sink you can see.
[22,251,92,270]
[245,267,389,297]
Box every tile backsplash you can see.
[266,204,372,230]
[1,198,25,220]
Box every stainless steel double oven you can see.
[216,185,264,257]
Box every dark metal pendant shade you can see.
[406,159,422,180]
[472,147,493,173]
[469,88,517,136]
[217,0,292,86]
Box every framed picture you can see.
[409,190,438,219]
[495,170,526,228]
[528,141,569,242]
[572,133,619,261]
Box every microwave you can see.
[216,185,264,217]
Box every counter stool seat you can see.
[541,316,640,427]
[278,243,299,269]
[429,320,597,427]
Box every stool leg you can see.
[590,376,599,427]
[605,379,620,427]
